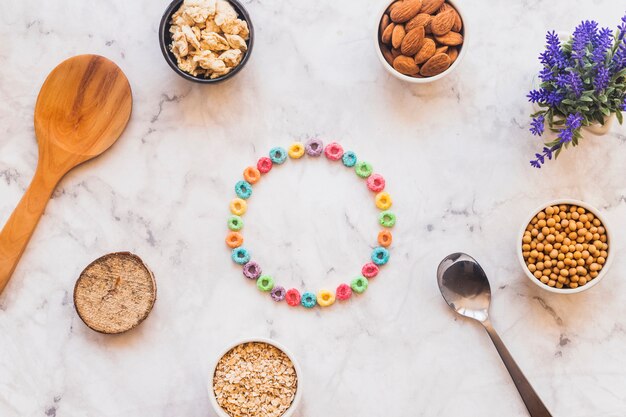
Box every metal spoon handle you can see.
[482,319,552,417]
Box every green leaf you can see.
[601,107,611,116]
[580,95,594,102]
[616,110,623,124]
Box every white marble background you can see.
[1,0,626,416]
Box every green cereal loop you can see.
[355,161,373,178]
[379,210,396,228]
[228,215,243,231]
[257,275,274,292]
[350,276,369,294]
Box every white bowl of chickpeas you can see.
[518,200,612,294]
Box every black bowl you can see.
[158,0,254,83]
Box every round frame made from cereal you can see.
[225,139,396,309]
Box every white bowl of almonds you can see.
[208,338,302,417]
[376,0,466,82]
[518,200,613,294]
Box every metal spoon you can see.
[437,253,552,417]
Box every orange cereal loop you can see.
[230,198,247,216]
[243,166,261,184]
[226,232,244,248]
[378,230,392,247]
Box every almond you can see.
[439,3,463,32]
[400,26,425,56]
[381,22,395,44]
[381,45,395,65]
[390,0,423,23]
[414,38,436,64]
[420,0,444,15]
[435,45,448,54]
[405,13,431,32]
[420,53,451,76]
[392,24,406,49]
[435,31,463,46]
[393,55,420,75]
[391,47,402,58]
[380,14,390,37]
[387,1,401,14]
[447,46,459,62]
[430,9,455,35]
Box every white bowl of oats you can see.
[208,338,302,417]
[159,0,253,83]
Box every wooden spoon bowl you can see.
[0,54,132,295]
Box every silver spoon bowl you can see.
[437,253,553,417]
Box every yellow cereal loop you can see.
[317,289,335,307]
[375,192,392,210]
[288,142,305,159]
[230,198,247,216]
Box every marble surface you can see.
[1,0,626,416]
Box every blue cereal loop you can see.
[269,147,287,164]
[342,151,357,167]
[301,291,317,308]
[231,247,250,265]
[371,246,389,265]
[235,180,252,199]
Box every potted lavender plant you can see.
[528,16,626,168]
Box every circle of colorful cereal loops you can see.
[243,261,262,280]
[375,192,393,210]
[288,142,305,159]
[271,286,286,302]
[286,288,301,306]
[257,157,273,173]
[379,210,396,227]
[355,161,373,178]
[257,275,274,292]
[225,231,244,248]
[371,247,390,265]
[269,147,287,164]
[235,180,252,199]
[378,230,392,247]
[301,291,317,308]
[362,262,379,278]
[367,174,385,192]
[351,276,369,294]
[342,151,357,167]
[231,247,250,265]
[305,139,324,156]
[324,142,344,161]
[317,289,336,307]
[227,215,243,231]
[243,166,261,184]
[230,198,247,216]
[336,283,352,300]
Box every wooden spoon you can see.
[0,54,132,295]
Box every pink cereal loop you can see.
[324,142,344,161]
[362,262,379,278]
[367,174,385,192]
[336,283,352,300]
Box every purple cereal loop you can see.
[271,286,286,301]
[305,139,324,156]
[243,261,261,280]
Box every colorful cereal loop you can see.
[379,210,396,228]
[231,247,250,265]
[355,161,373,178]
[362,262,379,278]
[324,142,344,161]
[342,151,357,167]
[301,291,317,308]
[243,261,262,280]
[317,289,336,307]
[243,166,261,184]
[230,198,247,216]
[235,180,252,199]
[288,142,305,159]
[378,230,392,247]
[271,286,286,301]
[336,283,352,300]
[367,174,385,192]
[305,139,324,156]
[371,247,390,265]
[257,157,273,173]
[225,231,243,248]
[228,215,243,231]
[350,276,369,294]
[269,147,287,164]
[257,275,274,292]
[286,288,301,306]
[375,192,392,210]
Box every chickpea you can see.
[573,251,582,260]
[546,234,556,243]
[531,241,537,249]
[550,249,559,259]
[522,244,531,251]
[557,276,566,284]
[537,212,546,220]
[544,243,553,252]
[587,212,595,221]
[556,282,563,289]
[569,267,577,276]
[559,211,567,220]
[544,260,553,268]
[536,262,544,271]
[580,214,588,223]
[555,234,564,243]
[590,271,599,278]
[590,263,600,272]
[547,218,556,227]
[557,253,565,261]
[523,235,532,243]
[537,243,545,252]
[577,259,585,266]
[541,227,550,236]
[559,269,569,277]
[570,275,579,283]
[531,229,539,237]
[579,277,587,285]
[570,282,578,289]
[576,266,587,275]
[582,250,590,259]
[538,219,547,228]
[546,206,555,215]
[563,238,572,246]
[600,250,608,258]
[540,276,549,284]
[577,228,587,236]
[593,218,601,226]
[556,261,565,269]
[537,233,545,241]
[523,251,530,258]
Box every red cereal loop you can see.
[362,262,379,278]
[285,288,301,306]
[324,142,344,161]
[257,157,273,173]
[366,174,385,192]
[336,283,352,300]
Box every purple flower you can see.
[622,97,626,111]
[530,146,558,168]
[572,21,597,64]
[541,31,567,68]
[530,115,545,136]
[545,90,563,106]
[558,113,583,144]
[618,14,626,41]
[539,67,554,82]
[592,27,612,63]
[594,65,610,92]
[567,72,583,97]
[527,89,545,103]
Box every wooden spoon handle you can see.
[0,165,60,294]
